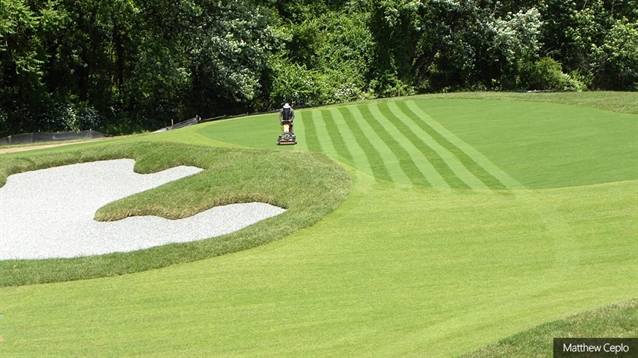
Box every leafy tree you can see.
[0,0,67,135]
[368,0,422,95]
[267,9,373,106]
[1,0,636,138]
[590,18,638,90]
[486,7,543,89]
[368,0,544,93]
[38,0,139,131]
[537,0,637,89]
[187,0,279,116]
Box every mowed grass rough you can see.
[461,299,638,358]
[0,92,636,357]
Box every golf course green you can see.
[0,92,636,356]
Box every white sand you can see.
[0,159,285,260]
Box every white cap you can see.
[283,103,291,109]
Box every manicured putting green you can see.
[198,98,637,189]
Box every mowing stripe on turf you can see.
[367,103,448,188]
[299,111,321,153]
[320,109,355,166]
[378,102,465,189]
[405,101,523,190]
[361,104,430,186]
[328,108,374,176]
[292,111,308,151]
[395,101,507,190]
[375,102,462,189]
[352,106,412,184]
[379,102,487,190]
[312,111,341,160]
[339,106,392,181]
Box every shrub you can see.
[520,57,585,91]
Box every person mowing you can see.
[277,103,297,145]
[280,103,294,129]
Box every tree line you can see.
[1,0,636,137]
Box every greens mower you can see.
[277,120,296,145]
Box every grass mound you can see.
[461,298,638,357]
[0,141,351,286]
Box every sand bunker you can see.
[0,159,285,260]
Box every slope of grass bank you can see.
[462,299,638,358]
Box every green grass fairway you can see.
[0,92,636,357]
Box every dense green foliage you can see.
[1,0,636,137]
[1,0,278,135]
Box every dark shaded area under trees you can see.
[1,0,636,137]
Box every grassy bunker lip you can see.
[0,141,351,286]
